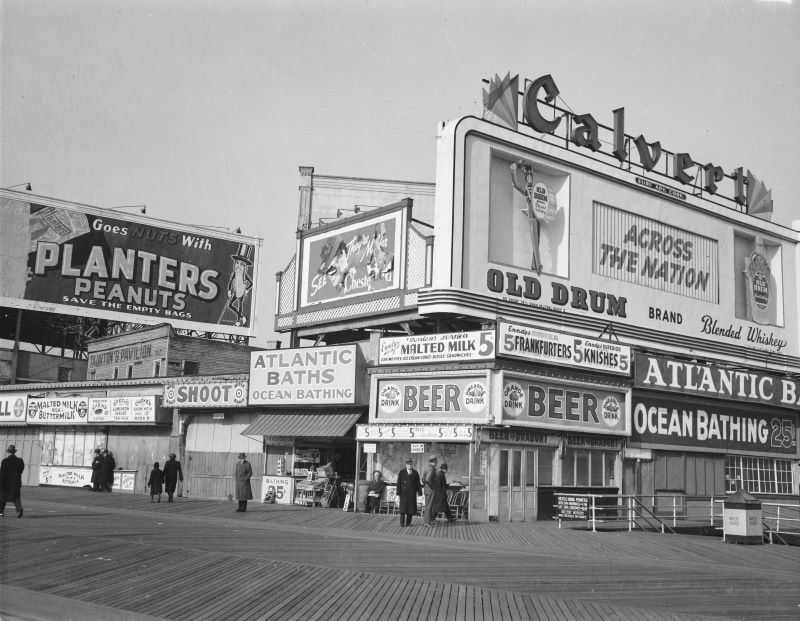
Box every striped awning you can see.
[241,410,363,438]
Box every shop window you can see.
[41,429,107,467]
[512,451,522,486]
[126,365,133,379]
[537,448,554,486]
[525,451,536,487]
[113,367,119,380]
[499,450,509,486]
[725,456,793,495]
[153,360,162,377]
[575,452,590,486]
[563,448,614,487]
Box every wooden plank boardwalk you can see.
[0,487,798,620]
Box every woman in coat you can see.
[235,453,253,512]
[147,462,164,503]
[395,458,422,527]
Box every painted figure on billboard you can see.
[220,243,254,326]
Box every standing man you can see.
[163,453,184,502]
[437,463,456,522]
[90,448,103,492]
[422,455,441,527]
[396,458,421,527]
[0,444,24,518]
[235,453,252,512]
[99,449,115,492]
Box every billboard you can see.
[163,377,248,408]
[299,208,405,308]
[430,114,797,359]
[0,192,260,336]
[26,395,158,424]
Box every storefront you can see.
[10,382,173,493]
[242,344,369,506]
[630,353,800,503]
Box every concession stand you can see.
[242,344,369,506]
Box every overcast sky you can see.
[2,0,798,346]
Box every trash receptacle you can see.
[723,488,763,544]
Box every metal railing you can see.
[557,493,800,542]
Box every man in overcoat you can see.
[235,453,253,512]
[395,458,421,527]
[437,462,455,522]
[90,448,103,491]
[163,453,184,502]
[0,444,25,518]
[99,449,116,492]
[422,455,441,527]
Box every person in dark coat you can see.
[162,453,183,502]
[90,448,103,492]
[235,453,253,512]
[99,449,116,492]
[364,470,386,514]
[422,455,441,527]
[396,458,421,527]
[147,462,164,503]
[0,444,25,518]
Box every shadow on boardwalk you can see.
[0,487,798,621]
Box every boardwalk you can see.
[0,488,798,620]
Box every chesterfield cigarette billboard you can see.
[0,191,260,336]
[428,73,799,361]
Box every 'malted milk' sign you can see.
[249,345,359,405]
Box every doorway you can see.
[496,447,538,521]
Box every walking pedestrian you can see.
[0,444,24,518]
[437,462,455,522]
[364,470,386,514]
[100,449,116,492]
[90,448,103,491]
[396,458,421,527]
[235,453,252,512]
[422,455,441,527]
[147,462,164,503]
[163,453,183,502]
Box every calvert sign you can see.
[163,377,248,408]
[497,320,630,375]
[379,330,495,365]
[249,345,360,405]
[0,195,259,336]
[635,353,800,410]
[501,377,629,436]
[0,393,27,425]
[374,376,489,422]
[630,393,797,456]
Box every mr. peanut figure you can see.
[221,243,253,326]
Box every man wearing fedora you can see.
[0,444,24,518]
[396,458,422,527]
[422,455,442,527]
[163,452,184,502]
[235,453,253,512]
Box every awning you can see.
[241,410,363,438]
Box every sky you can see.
[2,0,798,347]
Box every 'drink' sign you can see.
[249,345,358,405]
[375,376,489,422]
[0,393,27,425]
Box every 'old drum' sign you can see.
[501,377,629,436]
[375,376,489,423]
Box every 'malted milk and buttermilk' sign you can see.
[630,393,797,456]
[249,345,363,405]
[635,353,800,410]
[163,377,248,408]
[26,396,157,424]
